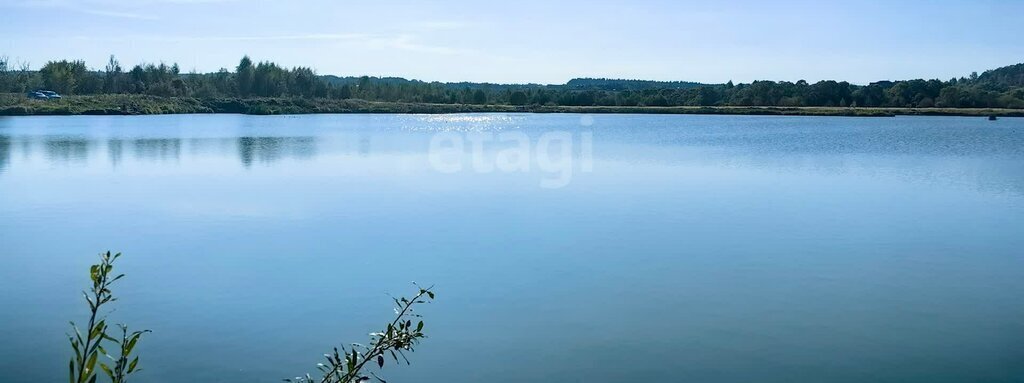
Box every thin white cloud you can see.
[411,21,471,31]
[70,33,470,55]
[8,0,235,5]
[365,34,467,55]
[131,0,237,3]
[81,9,158,20]
[5,0,162,19]
[4,0,235,19]
[71,33,367,43]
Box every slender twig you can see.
[306,285,434,383]
[72,251,120,383]
[69,251,146,383]
[331,288,429,383]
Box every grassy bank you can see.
[2,94,1022,117]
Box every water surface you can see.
[0,114,1022,383]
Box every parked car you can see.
[25,90,61,100]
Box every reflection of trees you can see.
[45,137,90,164]
[0,135,10,173]
[237,136,316,167]
[132,138,181,162]
[358,135,371,157]
[108,139,124,168]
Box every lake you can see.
[0,114,1022,383]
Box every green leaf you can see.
[99,363,113,379]
[89,322,104,340]
[127,336,138,353]
[86,352,98,374]
[70,338,81,357]
[377,355,384,368]
[69,359,75,383]
[128,357,139,374]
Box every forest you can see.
[1,55,1023,110]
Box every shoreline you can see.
[2,95,1022,117]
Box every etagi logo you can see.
[428,130,593,189]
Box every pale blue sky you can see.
[1,0,1022,84]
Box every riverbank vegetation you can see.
[3,94,1022,117]
[68,251,434,383]
[1,55,1022,116]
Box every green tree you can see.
[104,55,124,93]
[472,89,487,104]
[40,60,89,94]
[509,90,528,105]
[0,55,9,92]
[236,56,255,96]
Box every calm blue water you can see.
[0,114,1022,383]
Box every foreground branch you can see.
[286,284,436,383]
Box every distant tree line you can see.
[1,55,1022,109]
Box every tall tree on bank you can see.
[104,55,124,94]
[236,56,255,97]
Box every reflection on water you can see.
[108,139,123,168]
[44,137,91,165]
[133,138,182,162]
[0,135,9,173]
[0,134,320,170]
[238,136,317,167]
[0,115,1021,195]
[358,135,371,157]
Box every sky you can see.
[1,0,1022,85]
